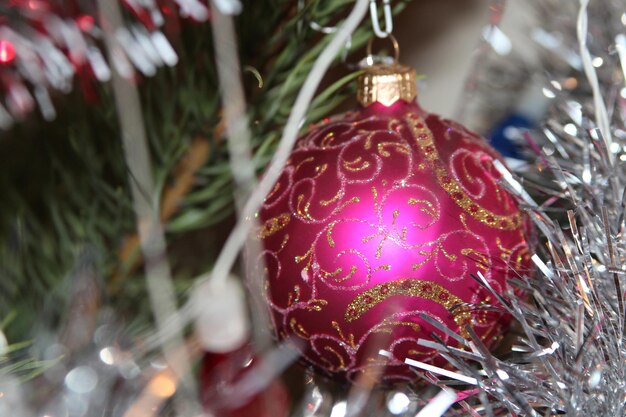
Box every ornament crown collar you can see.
[357,34,418,107]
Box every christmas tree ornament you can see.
[256,34,533,383]
[198,344,291,417]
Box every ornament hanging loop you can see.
[366,33,400,65]
[369,0,393,38]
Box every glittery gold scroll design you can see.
[272,111,520,298]
[255,114,448,379]
[405,112,522,231]
[286,120,416,226]
[257,109,527,380]
[297,309,452,378]
[259,110,501,315]
[345,278,472,338]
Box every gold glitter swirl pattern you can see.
[323,346,347,370]
[296,194,313,221]
[342,156,371,172]
[265,181,282,202]
[345,279,471,337]
[256,103,532,382]
[332,321,357,349]
[377,141,411,157]
[258,213,291,239]
[374,319,422,334]
[290,318,310,338]
[405,114,522,230]
[320,188,344,207]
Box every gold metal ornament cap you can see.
[357,34,417,107]
[357,63,417,107]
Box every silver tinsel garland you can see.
[395,0,626,414]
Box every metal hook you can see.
[366,33,400,65]
[369,0,393,38]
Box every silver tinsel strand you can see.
[404,0,626,415]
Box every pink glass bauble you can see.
[257,100,533,383]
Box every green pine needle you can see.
[0,0,412,343]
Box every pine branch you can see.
[0,0,412,340]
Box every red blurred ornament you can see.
[0,40,16,64]
[256,46,533,383]
[199,345,290,417]
[76,15,95,32]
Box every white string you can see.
[138,0,372,350]
[97,0,196,412]
[212,0,241,15]
[203,1,258,352]
[207,0,369,291]
[577,0,614,166]
[209,2,257,210]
